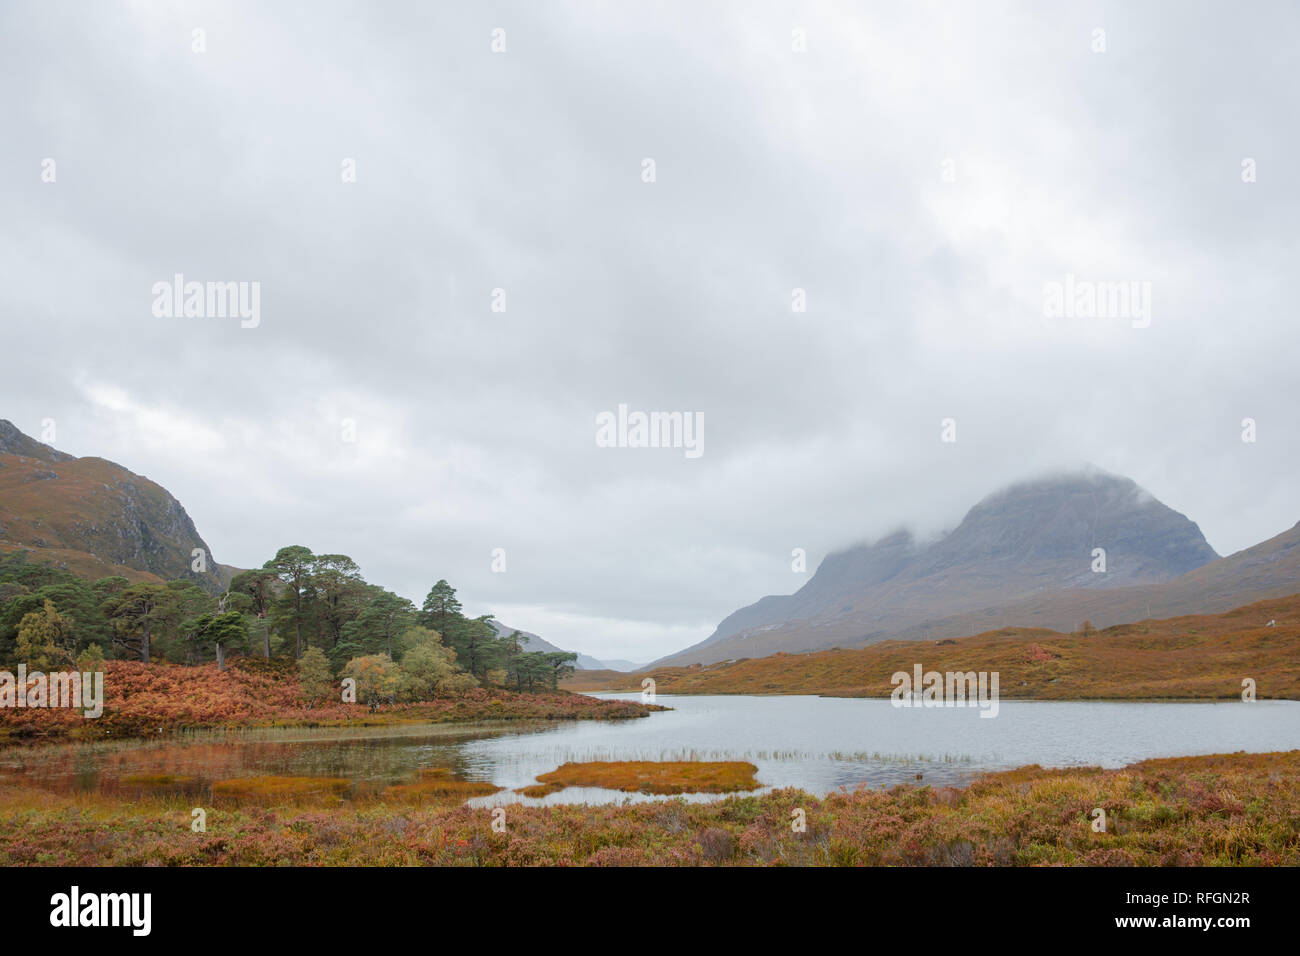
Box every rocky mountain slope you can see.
[0,419,234,593]
[891,519,1300,644]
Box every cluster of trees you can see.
[413,579,578,692]
[296,627,480,711]
[0,556,215,671]
[0,548,578,700]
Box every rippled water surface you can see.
[4,694,1297,804]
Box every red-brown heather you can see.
[0,657,656,744]
[567,593,1300,701]
[2,751,1297,866]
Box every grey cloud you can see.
[1,0,1295,660]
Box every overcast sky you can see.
[2,1,1296,662]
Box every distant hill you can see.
[596,659,645,672]
[0,419,235,593]
[486,620,638,671]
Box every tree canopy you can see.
[0,549,580,700]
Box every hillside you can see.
[565,593,1300,701]
[0,420,235,593]
[655,471,1255,667]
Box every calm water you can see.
[3,694,1297,805]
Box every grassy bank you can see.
[566,594,1300,701]
[1,751,1296,865]
[0,657,658,745]
[523,760,761,797]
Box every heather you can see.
[2,751,1297,866]
[0,656,655,744]
[569,594,1300,701]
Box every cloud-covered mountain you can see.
[654,470,1227,666]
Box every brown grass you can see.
[0,659,658,745]
[531,760,761,795]
[3,750,1297,865]
[211,776,350,804]
[566,593,1300,701]
[516,782,564,798]
[120,773,198,789]
[385,769,501,802]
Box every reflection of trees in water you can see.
[10,726,516,799]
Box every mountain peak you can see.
[932,469,1218,577]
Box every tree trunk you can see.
[216,642,225,671]
[141,620,151,663]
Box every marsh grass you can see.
[212,776,351,804]
[1,750,1297,865]
[384,768,502,802]
[532,760,762,795]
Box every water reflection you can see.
[3,695,1297,805]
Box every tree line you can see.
[0,548,577,698]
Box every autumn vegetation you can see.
[385,768,503,803]
[2,750,1296,865]
[0,655,654,744]
[567,594,1300,701]
[4,549,1297,869]
[524,760,761,796]
[0,551,653,742]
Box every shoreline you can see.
[0,659,663,748]
[584,688,1298,703]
